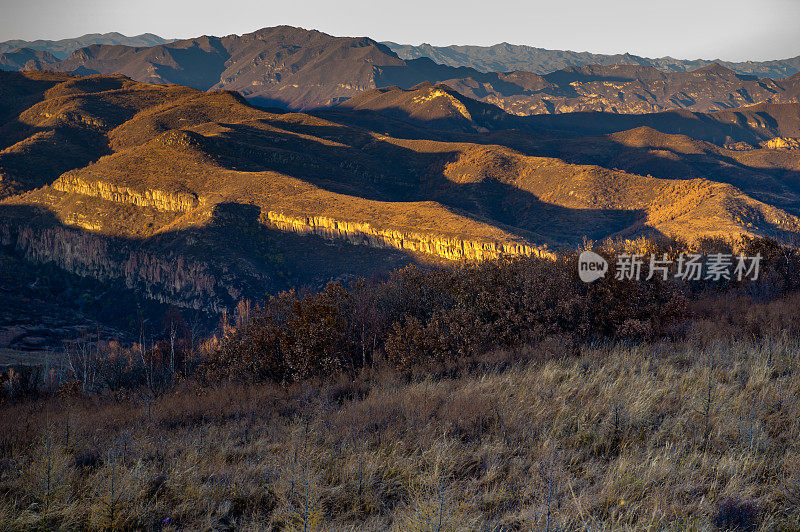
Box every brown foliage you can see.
[204,244,691,383]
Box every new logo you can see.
[578,250,608,283]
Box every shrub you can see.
[203,242,693,384]
[714,498,759,531]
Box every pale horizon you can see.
[1,0,799,63]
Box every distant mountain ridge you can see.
[440,64,800,116]
[41,26,481,109]
[0,48,58,72]
[3,26,800,115]
[0,32,174,59]
[383,41,800,79]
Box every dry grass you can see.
[1,335,799,530]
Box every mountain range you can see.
[2,26,800,348]
[0,26,800,115]
[383,41,800,79]
[4,30,799,79]
[0,32,174,60]
[2,70,800,310]
[3,27,800,114]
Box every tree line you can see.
[3,235,800,397]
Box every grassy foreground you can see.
[2,336,799,530]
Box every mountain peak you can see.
[695,62,733,74]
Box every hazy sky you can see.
[1,0,798,61]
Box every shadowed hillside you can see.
[43,26,475,110]
[0,48,58,72]
[443,65,800,116]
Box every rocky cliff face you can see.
[50,176,547,262]
[0,219,230,311]
[264,211,548,261]
[53,175,201,212]
[761,137,800,150]
[2,180,546,315]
